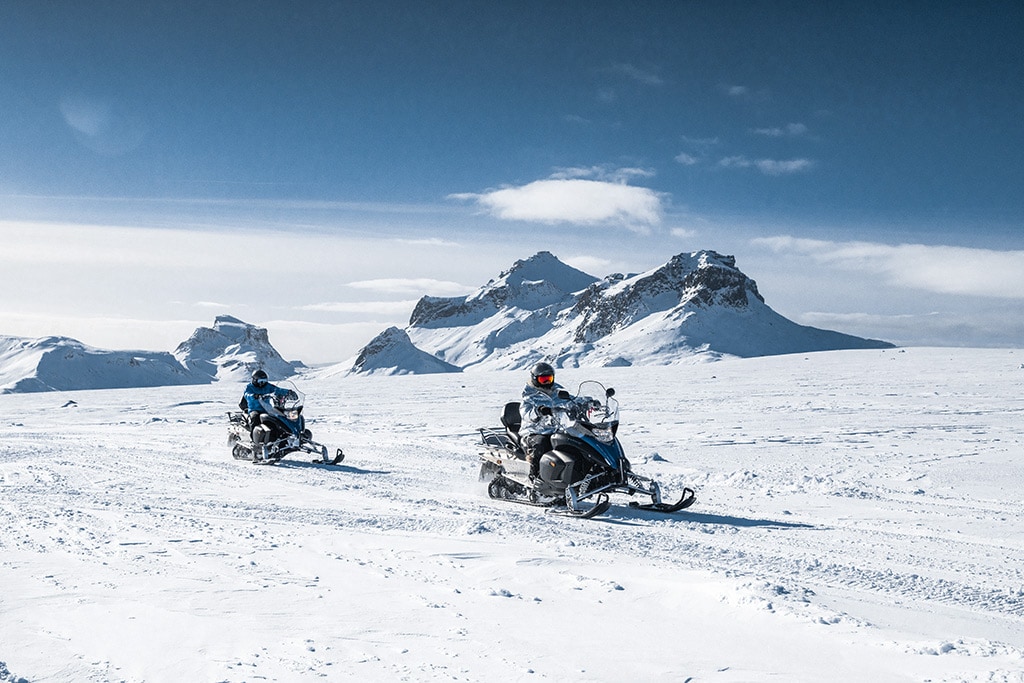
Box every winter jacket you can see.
[519,383,576,437]
[240,382,291,413]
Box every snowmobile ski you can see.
[551,493,611,519]
[629,487,696,513]
[312,448,345,465]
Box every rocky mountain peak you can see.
[491,251,597,293]
[569,250,761,343]
[410,251,597,329]
[174,317,295,380]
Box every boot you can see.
[252,426,266,461]
[527,450,541,482]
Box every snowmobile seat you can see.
[501,402,522,434]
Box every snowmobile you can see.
[227,381,343,465]
[478,380,695,518]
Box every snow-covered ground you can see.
[2,347,1023,682]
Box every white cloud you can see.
[674,152,699,166]
[450,178,664,232]
[754,236,1024,300]
[344,278,472,296]
[718,156,814,175]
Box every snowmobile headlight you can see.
[592,426,614,443]
[286,409,300,421]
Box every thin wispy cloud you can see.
[719,83,770,103]
[556,257,604,278]
[345,278,472,296]
[670,227,698,239]
[719,156,814,175]
[675,136,720,166]
[755,236,1024,299]
[753,123,809,137]
[607,62,664,86]
[59,95,147,156]
[390,237,461,248]
[563,114,592,126]
[300,300,419,315]
[449,174,664,232]
[681,135,720,147]
[549,166,655,182]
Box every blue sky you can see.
[2,1,1023,363]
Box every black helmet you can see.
[252,369,268,388]
[530,361,555,389]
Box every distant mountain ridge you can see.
[348,250,893,375]
[0,316,296,394]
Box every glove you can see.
[285,390,298,400]
[537,405,552,416]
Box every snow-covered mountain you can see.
[0,316,297,393]
[0,335,202,393]
[173,315,298,381]
[347,326,462,376]
[394,250,894,371]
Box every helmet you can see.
[530,361,555,389]
[252,369,268,388]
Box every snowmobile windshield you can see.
[564,381,619,443]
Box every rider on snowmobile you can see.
[240,369,296,458]
[520,361,576,480]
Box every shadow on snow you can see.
[270,460,391,476]
[602,507,816,530]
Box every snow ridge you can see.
[0,335,201,393]
[349,326,462,376]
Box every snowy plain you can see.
[2,347,1024,682]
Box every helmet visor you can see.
[254,377,268,388]
[535,373,555,386]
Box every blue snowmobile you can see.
[227,381,343,465]
[478,380,695,518]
